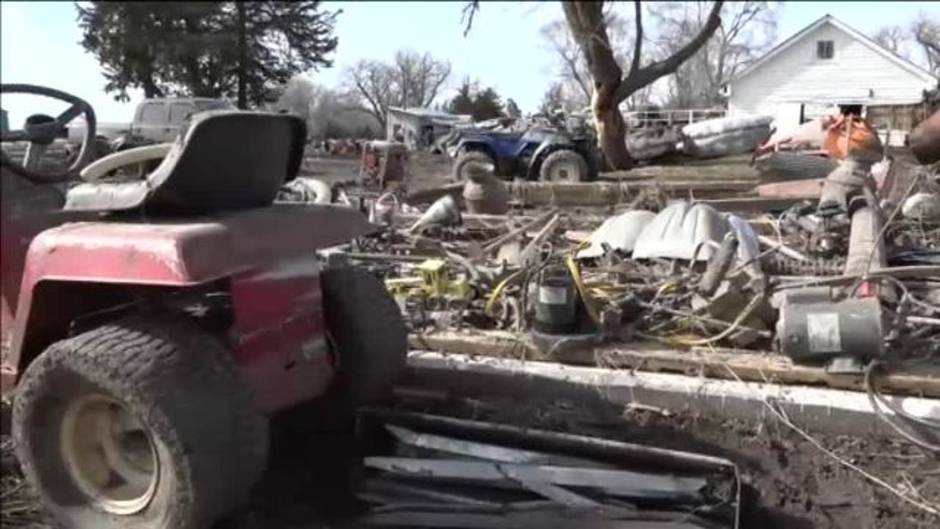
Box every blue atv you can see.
[451,124,598,182]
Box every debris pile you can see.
[354,408,741,528]
[337,149,938,394]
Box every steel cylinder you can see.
[533,265,578,334]
[776,289,884,363]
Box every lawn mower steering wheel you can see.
[0,84,97,183]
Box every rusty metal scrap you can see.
[355,408,741,528]
[342,170,938,362]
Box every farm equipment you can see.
[1,84,407,529]
[385,258,476,308]
[451,123,598,182]
[360,140,408,190]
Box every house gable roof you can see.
[731,14,937,85]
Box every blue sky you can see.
[1,1,937,125]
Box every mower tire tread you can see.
[321,266,408,404]
[12,316,268,529]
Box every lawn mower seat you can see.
[64,111,306,213]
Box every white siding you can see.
[729,22,936,130]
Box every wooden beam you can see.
[700,196,807,213]
[507,180,756,207]
[408,330,940,397]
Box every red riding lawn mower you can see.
[0,84,407,528]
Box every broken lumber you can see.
[507,181,756,207]
[700,196,807,213]
[407,330,940,397]
[755,178,825,199]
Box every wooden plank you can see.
[408,330,940,397]
[506,181,756,207]
[406,178,758,208]
[700,196,807,213]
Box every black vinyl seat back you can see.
[65,111,306,214]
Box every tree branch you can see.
[562,1,622,85]
[618,0,724,101]
[629,0,643,76]
[559,47,592,102]
[462,1,480,37]
[424,62,452,107]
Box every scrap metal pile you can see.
[334,153,939,373]
[353,408,742,529]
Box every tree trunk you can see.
[142,79,162,99]
[561,0,723,171]
[236,1,248,109]
[593,81,634,170]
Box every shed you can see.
[725,15,937,144]
[385,107,472,151]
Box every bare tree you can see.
[344,50,451,129]
[911,15,940,75]
[874,25,908,55]
[562,1,723,169]
[539,82,567,115]
[274,76,380,140]
[541,8,633,109]
[654,1,778,107]
[461,0,722,169]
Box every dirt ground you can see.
[401,396,940,529]
[3,392,937,529]
[299,151,455,190]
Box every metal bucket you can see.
[369,192,399,226]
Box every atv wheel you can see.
[12,317,268,529]
[539,149,591,182]
[453,150,496,181]
[321,266,408,404]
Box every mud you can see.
[390,396,940,529]
[2,392,937,529]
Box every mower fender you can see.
[2,279,170,394]
[2,206,375,398]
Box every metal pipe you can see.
[844,205,885,278]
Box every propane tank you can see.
[533,265,578,334]
[462,163,508,215]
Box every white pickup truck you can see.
[68,97,234,146]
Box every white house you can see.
[726,15,937,135]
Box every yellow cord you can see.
[484,270,524,315]
[565,250,600,324]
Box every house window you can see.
[817,40,834,59]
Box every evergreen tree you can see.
[76,1,340,108]
[446,79,476,116]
